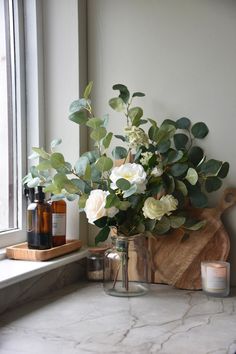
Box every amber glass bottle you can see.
[51,199,66,247]
[27,186,52,249]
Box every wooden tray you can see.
[6,240,82,261]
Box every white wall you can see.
[42,0,87,243]
[87,0,236,284]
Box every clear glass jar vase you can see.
[103,234,149,297]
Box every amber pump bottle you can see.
[27,186,52,249]
[51,198,66,247]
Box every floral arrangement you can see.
[24,82,229,244]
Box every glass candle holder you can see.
[201,261,230,297]
[87,247,108,281]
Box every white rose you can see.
[110,163,147,193]
[84,189,119,225]
[142,194,178,220]
[160,195,178,215]
[142,197,165,220]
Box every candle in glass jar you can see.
[201,261,230,297]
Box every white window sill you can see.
[0,247,88,289]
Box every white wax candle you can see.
[201,261,230,297]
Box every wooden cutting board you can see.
[149,188,236,290]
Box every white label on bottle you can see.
[206,266,227,291]
[52,213,66,236]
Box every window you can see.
[0,0,26,247]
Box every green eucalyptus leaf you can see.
[188,146,205,167]
[32,147,50,160]
[75,156,89,176]
[66,194,78,201]
[64,180,80,194]
[166,174,175,194]
[112,146,127,160]
[156,139,171,153]
[118,201,131,211]
[82,150,100,164]
[170,163,188,177]
[91,164,102,182]
[70,179,84,193]
[105,194,120,208]
[156,124,176,145]
[218,162,230,179]
[103,132,113,149]
[69,110,88,125]
[43,184,58,193]
[144,219,156,231]
[169,216,186,228]
[78,194,88,209]
[139,119,148,125]
[57,162,72,175]
[128,107,143,126]
[176,117,191,129]
[36,160,51,171]
[28,151,39,160]
[114,134,127,142]
[86,117,103,129]
[53,173,67,189]
[112,84,130,104]
[90,127,107,141]
[189,191,208,208]
[50,153,65,169]
[102,114,109,128]
[172,190,185,209]
[94,216,108,228]
[116,178,131,191]
[148,118,158,127]
[22,173,33,185]
[191,122,209,139]
[95,156,113,172]
[132,92,145,97]
[148,125,159,141]
[205,176,222,192]
[30,166,39,178]
[185,168,198,185]
[173,133,189,150]
[167,150,184,163]
[27,177,40,188]
[161,119,177,128]
[123,184,137,198]
[84,163,91,181]
[83,81,93,99]
[155,216,171,234]
[109,97,126,112]
[176,180,188,197]
[95,225,110,245]
[200,159,222,176]
[184,219,206,231]
[69,98,88,114]
[50,138,62,150]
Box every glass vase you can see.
[103,234,149,297]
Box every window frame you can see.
[0,0,44,248]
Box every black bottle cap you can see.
[24,186,35,203]
[35,186,45,202]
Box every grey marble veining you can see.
[0,283,236,354]
[0,259,86,315]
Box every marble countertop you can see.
[0,282,236,354]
